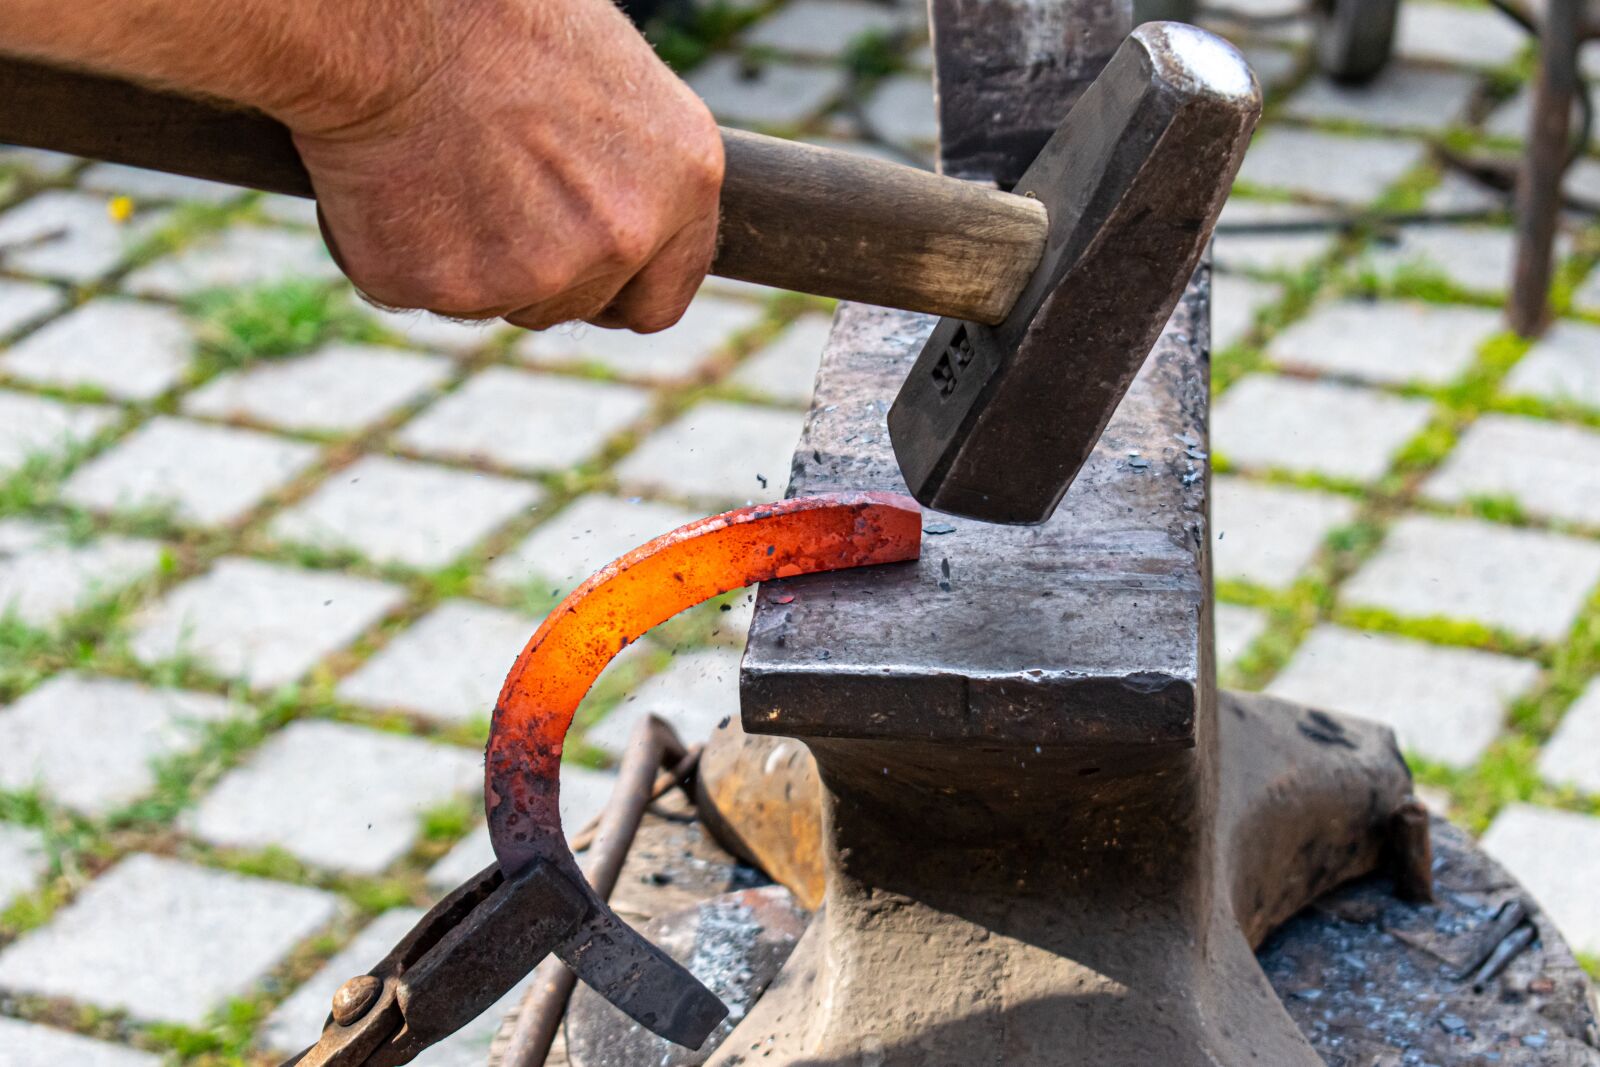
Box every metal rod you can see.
[491,715,687,1067]
[1509,0,1582,337]
[567,746,701,854]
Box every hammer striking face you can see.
[888,23,1262,525]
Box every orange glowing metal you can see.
[486,491,921,874]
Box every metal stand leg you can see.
[1510,0,1582,337]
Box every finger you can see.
[591,211,719,333]
[503,270,635,332]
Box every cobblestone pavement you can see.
[2,1,1599,1062]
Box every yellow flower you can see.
[107,195,134,224]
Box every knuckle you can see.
[596,214,657,270]
[631,304,688,333]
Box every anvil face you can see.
[887,23,1260,525]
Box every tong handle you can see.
[392,862,588,1054]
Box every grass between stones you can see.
[0,265,824,1061]
[1215,114,1600,835]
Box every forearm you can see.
[0,0,487,132]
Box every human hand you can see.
[290,0,724,332]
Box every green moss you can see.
[420,797,474,842]
[187,279,369,370]
[647,0,770,71]
[0,880,71,934]
[1464,493,1529,525]
[1411,736,1543,835]
[218,845,313,884]
[1331,604,1519,654]
[842,28,906,80]
[123,201,246,271]
[345,878,416,915]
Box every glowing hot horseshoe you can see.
[482,491,920,1040]
[487,491,921,867]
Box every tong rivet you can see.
[331,974,382,1026]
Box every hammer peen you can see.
[0,22,1259,524]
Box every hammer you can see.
[0,22,1259,525]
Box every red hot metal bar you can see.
[483,491,920,1045]
[486,491,922,874]
[287,493,919,1066]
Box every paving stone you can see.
[183,343,452,433]
[336,599,538,722]
[1363,225,1571,295]
[354,298,506,355]
[129,557,405,687]
[1199,0,1308,43]
[0,823,47,906]
[687,55,849,127]
[1239,45,1302,94]
[729,313,832,402]
[517,294,764,381]
[1342,513,1600,641]
[1212,375,1434,481]
[396,367,650,472]
[0,1017,162,1067]
[1481,804,1600,955]
[0,191,166,283]
[124,225,339,298]
[1202,11,1309,48]
[0,147,79,179]
[587,647,743,755]
[0,390,118,475]
[1212,477,1357,588]
[62,416,319,526]
[0,299,194,400]
[1424,414,1600,527]
[0,519,163,628]
[1422,169,1506,214]
[1539,678,1600,794]
[187,719,479,874]
[1210,275,1279,351]
[488,493,699,596]
[0,674,235,815]
[1484,84,1585,143]
[1266,299,1497,386]
[1563,158,1600,205]
[256,193,321,228]
[1234,129,1426,204]
[262,908,423,1056]
[0,853,338,1025]
[1215,603,1269,670]
[1267,624,1539,767]
[0,277,64,338]
[270,456,541,569]
[1503,321,1600,408]
[743,0,915,57]
[78,163,242,205]
[1396,2,1527,68]
[1281,65,1477,131]
[614,401,804,504]
[860,73,939,146]
[424,764,618,892]
[1213,198,1341,275]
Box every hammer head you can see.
[887,23,1261,525]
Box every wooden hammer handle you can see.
[0,56,1047,325]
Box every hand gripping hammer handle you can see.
[0,55,1049,325]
